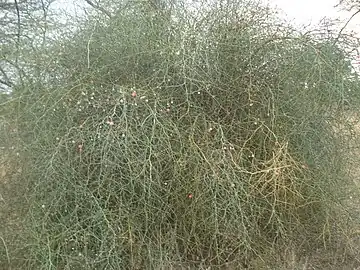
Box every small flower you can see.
[106,120,114,126]
[187,193,193,199]
[78,144,83,153]
[131,91,137,97]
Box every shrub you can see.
[8,0,360,268]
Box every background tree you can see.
[0,0,74,93]
[333,0,360,48]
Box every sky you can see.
[267,0,360,32]
[52,0,360,32]
[268,0,339,25]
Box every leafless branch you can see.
[0,65,13,81]
[333,9,360,46]
[13,0,24,85]
[13,0,21,45]
[0,78,14,88]
[84,0,112,18]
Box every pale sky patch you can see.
[267,0,339,26]
[266,0,360,33]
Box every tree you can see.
[0,0,57,92]
[333,0,360,46]
[337,0,360,10]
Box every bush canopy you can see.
[2,0,360,269]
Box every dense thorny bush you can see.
[5,0,360,268]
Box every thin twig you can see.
[13,0,23,85]
[14,0,21,60]
[333,9,360,46]
[0,236,10,268]
[84,0,112,18]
